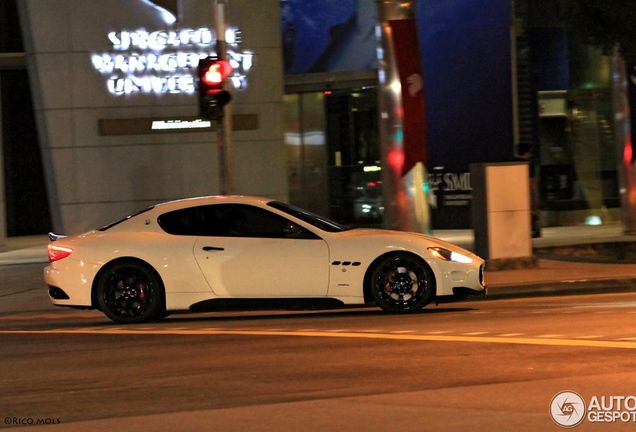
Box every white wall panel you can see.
[23,0,69,53]
[20,0,287,234]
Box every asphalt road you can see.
[2,264,636,431]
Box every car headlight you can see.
[427,247,473,263]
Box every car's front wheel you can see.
[369,253,435,314]
[96,261,164,324]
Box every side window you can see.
[158,204,321,239]
[201,204,319,239]
[157,207,203,235]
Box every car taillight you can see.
[48,244,73,262]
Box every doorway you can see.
[284,87,382,227]
[1,70,52,236]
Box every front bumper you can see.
[452,286,487,299]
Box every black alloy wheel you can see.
[370,253,434,313]
[97,261,164,324]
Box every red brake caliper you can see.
[385,270,394,293]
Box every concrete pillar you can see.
[376,0,430,233]
[613,48,636,234]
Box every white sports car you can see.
[45,196,486,323]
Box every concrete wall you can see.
[17,0,287,234]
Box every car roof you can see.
[153,196,274,213]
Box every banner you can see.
[389,19,428,176]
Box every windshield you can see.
[97,206,154,231]
[267,201,350,232]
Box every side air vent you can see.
[48,286,70,300]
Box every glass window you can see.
[99,206,155,231]
[158,204,320,239]
[156,207,202,235]
[200,204,289,237]
[268,201,349,232]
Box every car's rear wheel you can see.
[370,253,434,314]
[97,261,164,324]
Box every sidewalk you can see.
[2,226,636,300]
[435,223,636,298]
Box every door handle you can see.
[202,246,224,251]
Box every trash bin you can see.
[470,162,535,269]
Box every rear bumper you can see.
[44,259,101,307]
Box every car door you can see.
[192,204,330,297]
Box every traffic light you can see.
[198,58,233,120]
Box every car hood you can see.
[336,228,475,256]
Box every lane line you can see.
[498,333,525,337]
[4,329,636,349]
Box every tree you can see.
[560,0,636,64]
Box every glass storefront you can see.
[538,88,619,226]
[284,87,382,227]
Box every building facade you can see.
[0,0,628,248]
[3,0,286,244]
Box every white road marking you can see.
[498,333,525,337]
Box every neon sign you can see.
[92,28,254,96]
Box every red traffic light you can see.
[202,60,233,85]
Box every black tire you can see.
[369,253,435,314]
[96,261,164,324]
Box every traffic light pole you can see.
[215,0,235,195]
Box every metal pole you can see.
[215,0,234,195]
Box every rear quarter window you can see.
[157,207,203,235]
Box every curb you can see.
[0,248,48,266]
[485,277,636,300]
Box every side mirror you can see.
[283,222,303,238]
